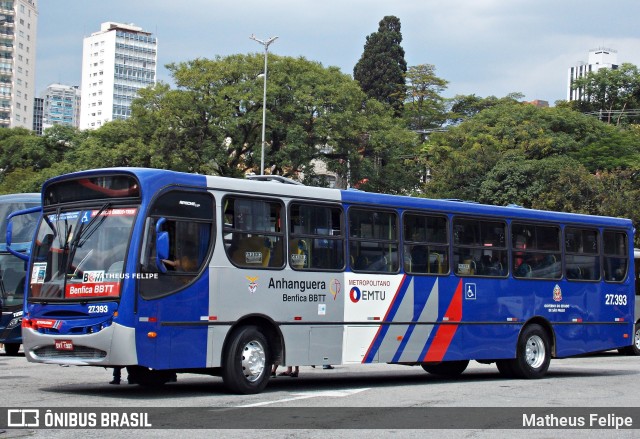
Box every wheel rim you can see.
[525,335,545,369]
[634,328,640,350]
[241,339,266,383]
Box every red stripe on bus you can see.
[423,279,463,362]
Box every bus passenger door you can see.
[137,189,215,370]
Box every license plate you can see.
[54,340,73,351]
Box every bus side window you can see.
[403,212,449,275]
[512,223,561,280]
[453,217,507,277]
[289,203,344,271]
[223,196,285,269]
[349,208,398,273]
[140,190,214,299]
[603,230,628,282]
[565,227,600,281]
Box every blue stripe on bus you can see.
[362,274,410,363]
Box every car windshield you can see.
[0,202,40,244]
[0,253,28,309]
[28,207,137,301]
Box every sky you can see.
[35,0,640,105]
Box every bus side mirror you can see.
[6,206,41,263]
[155,218,169,274]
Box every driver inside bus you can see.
[162,255,198,272]
[162,240,198,272]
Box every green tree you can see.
[593,168,640,245]
[446,93,523,125]
[353,16,407,116]
[478,152,600,213]
[571,63,640,125]
[404,64,449,131]
[128,53,420,192]
[0,125,89,194]
[335,99,421,194]
[131,55,370,180]
[423,100,640,202]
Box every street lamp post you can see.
[250,34,278,175]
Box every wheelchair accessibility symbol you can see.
[465,283,476,300]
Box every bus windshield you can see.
[29,207,137,301]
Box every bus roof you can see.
[42,167,632,229]
[0,193,41,204]
[341,188,632,228]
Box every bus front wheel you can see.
[421,360,469,377]
[510,324,551,379]
[222,326,270,394]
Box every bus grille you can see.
[33,346,107,360]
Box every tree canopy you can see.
[570,63,640,125]
[421,101,640,238]
[403,64,449,131]
[353,16,407,116]
[0,53,421,194]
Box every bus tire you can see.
[222,326,270,394]
[511,324,550,379]
[421,360,469,377]
[4,343,20,356]
[618,322,640,356]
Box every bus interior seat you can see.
[429,252,444,274]
[232,236,271,267]
[410,246,428,272]
[566,266,582,280]
[289,238,308,268]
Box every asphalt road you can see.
[1,346,639,438]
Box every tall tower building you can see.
[80,22,157,130]
[32,95,41,134]
[567,47,618,101]
[40,83,81,130]
[0,0,38,129]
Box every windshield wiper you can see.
[72,203,112,249]
[53,208,70,250]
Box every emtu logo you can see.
[349,286,361,303]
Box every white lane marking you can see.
[237,388,371,407]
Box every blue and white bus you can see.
[11,168,635,393]
[0,193,40,355]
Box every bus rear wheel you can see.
[618,323,640,356]
[222,326,270,394]
[510,324,551,379]
[4,343,20,356]
[421,360,469,377]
